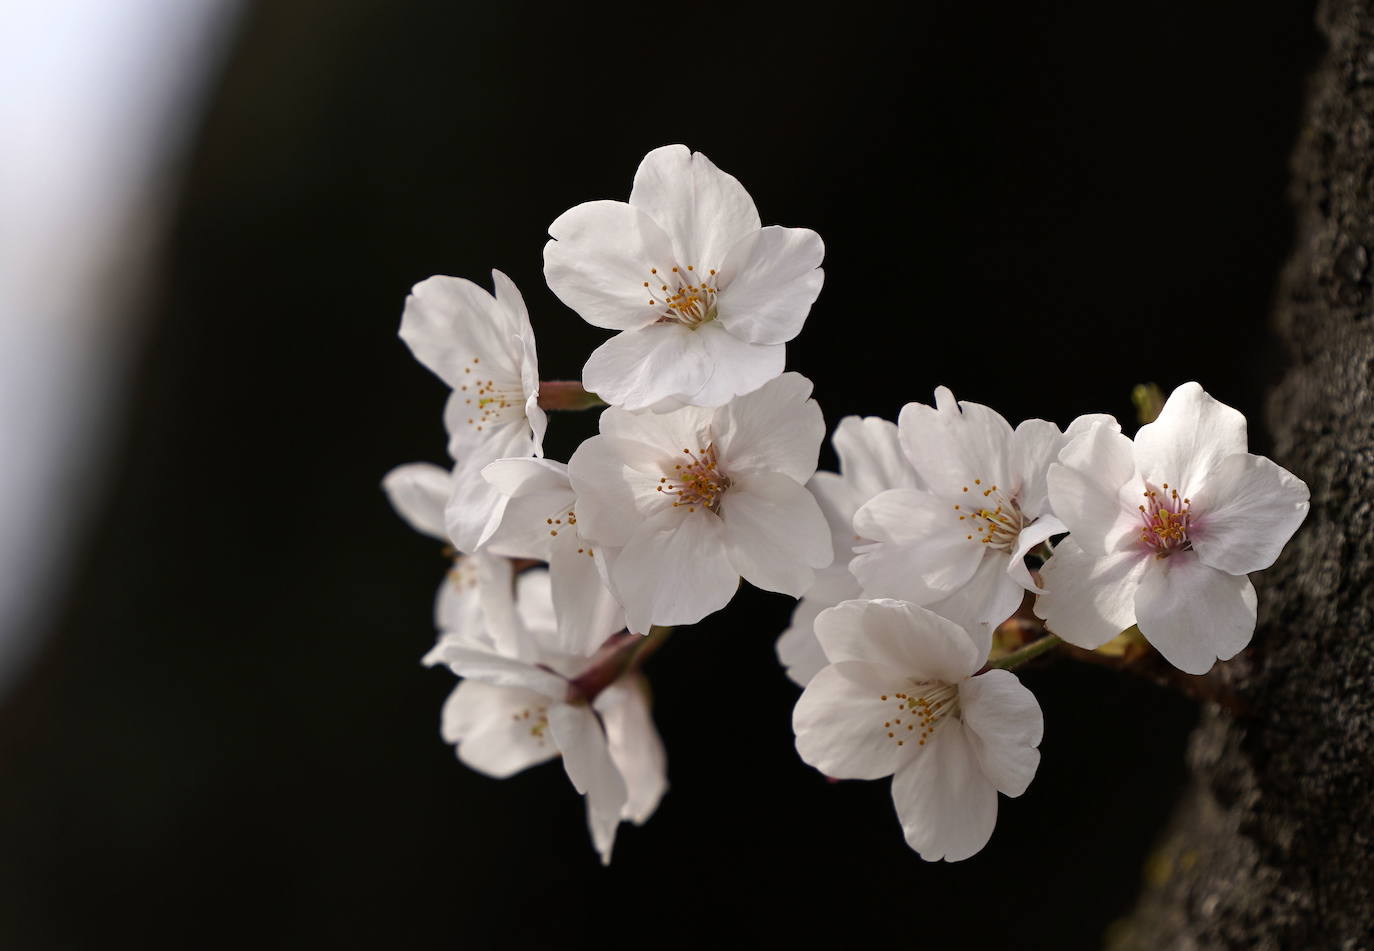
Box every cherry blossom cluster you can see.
[384,144,1310,865]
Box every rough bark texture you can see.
[1110,2,1374,948]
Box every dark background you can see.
[0,2,1320,948]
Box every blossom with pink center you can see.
[567,372,832,634]
[1035,382,1309,674]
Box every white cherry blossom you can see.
[1035,382,1309,674]
[397,269,547,553]
[544,144,824,411]
[568,372,832,634]
[793,599,1043,862]
[850,387,1116,656]
[439,569,667,864]
[480,456,625,657]
[777,416,919,686]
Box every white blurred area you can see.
[0,0,240,697]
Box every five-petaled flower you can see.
[1035,382,1309,674]
[793,599,1043,861]
[398,270,547,553]
[568,372,832,634]
[850,386,1116,657]
[544,144,825,411]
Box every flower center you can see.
[656,445,731,514]
[877,681,961,748]
[953,479,1026,550]
[511,703,550,745]
[642,265,720,328]
[456,357,526,432]
[1138,482,1192,558]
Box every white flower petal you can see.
[813,599,981,683]
[1047,423,1138,555]
[1006,515,1066,595]
[680,320,786,408]
[599,402,716,458]
[898,388,1014,497]
[594,676,668,825]
[582,322,715,411]
[721,470,831,597]
[628,144,761,270]
[793,662,917,780]
[715,225,824,345]
[443,426,536,553]
[830,415,920,500]
[714,371,824,483]
[923,552,1023,662]
[567,435,674,548]
[1190,452,1310,575]
[440,646,567,697]
[777,596,832,687]
[550,539,625,657]
[1009,418,1064,517]
[544,199,679,331]
[381,462,452,542]
[851,489,985,603]
[1034,537,1149,650]
[549,703,629,865]
[891,721,998,862]
[1134,550,1257,674]
[441,680,561,779]
[959,670,1043,797]
[612,511,739,633]
[1133,381,1248,494]
[398,273,522,386]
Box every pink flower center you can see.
[1138,482,1192,558]
[954,479,1026,550]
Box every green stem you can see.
[986,633,1062,671]
[537,380,607,411]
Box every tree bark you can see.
[1110,2,1374,947]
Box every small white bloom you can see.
[480,456,625,657]
[567,372,832,634]
[544,144,825,411]
[1035,382,1309,674]
[850,386,1115,656]
[793,599,1043,862]
[439,570,667,865]
[397,269,547,552]
[777,416,919,686]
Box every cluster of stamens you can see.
[954,479,1025,550]
[457,356,525,431]
[878,682,960,747]
[642,265,720,328]
[657,445,730,513]
[510,704,550,745]
[1138,482,1192,558]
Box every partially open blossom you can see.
[1035,382,1309,674]
[397,270,547,552]
[793,599,1043,861]
[568,372,831,634]
[777,416,919,686]
[850,387,1115,656]
[544,144,824,411]
[480,456,625,657]
[439,569,667,864]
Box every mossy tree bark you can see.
[1111,2,1374,947]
